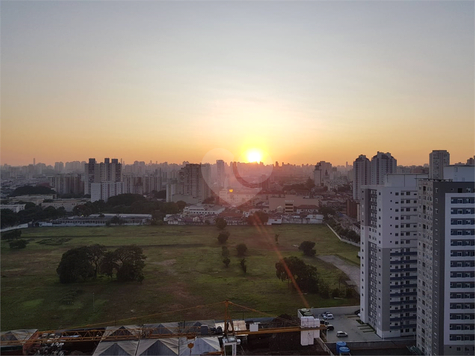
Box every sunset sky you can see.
[1,1,473,166]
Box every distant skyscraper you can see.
[416,166,474,356]
[353,154,370,202]
[370,152,397,185]
[216,160,225,189]
[360,173,427,338]
[174,163,211,203]
[84,158,122,196]
[314,161,332,187]
[429,150,450,179]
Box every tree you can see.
[86,244,106,278]
[299,241,316,257]
[221,246,230,258]
[240,258,247,273]
[275,256,319,293]
[319,281,330,299]
[223,257,230,268]
[247,211,268,225]
[305,178,315,190]
[57,247,94,284]
[319,206,336,220]
[10,185,55,196]
[1,209,19,228]
[100,251,118,279]
[331,287,341,298]
[236,243,247,256]
[160,202,180,215]
[217,230,230,244]
[113,245,147,282]
[1,229,21,241]
[176,200,187,211]
[107,193,146,207]
[215,217,227,230]
[9,239,28,249]
[110,215,125,225]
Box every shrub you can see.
[236,243,247,256]
[217,230,230,244]
[223,257,230,268]
[9,239,28,249]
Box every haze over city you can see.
[1,1,474,166]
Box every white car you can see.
[324,313,334,320]
[336,331,348,337]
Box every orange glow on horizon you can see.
[245,149,263,163]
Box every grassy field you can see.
[1,224,360,331]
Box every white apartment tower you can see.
[416,166,474,356]
[429,150,450,179]
[360,174,427,338]
[370,152,397,185]
[353,154,371,202]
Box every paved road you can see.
[318,255,360,293]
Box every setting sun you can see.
[246,149,263,163]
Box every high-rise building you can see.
[353,154,371,202]
[167,164,211,203]
[370,152,397,185]
[429,150,450,179]
[360,174,427,338]
[51,174,84,195]
[314,161,332,187]
[416,166,474,356]
[91,182,124,202]
[216,160,225,189]
[84,158,122,196]
[54,162,64,173]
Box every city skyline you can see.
[1,1,474,167]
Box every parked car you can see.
[336,331,348,337]
[326,324,334,331]
[324,313,334,320]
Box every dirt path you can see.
[318,255,360,293]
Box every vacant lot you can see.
[1,224,360,331]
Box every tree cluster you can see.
[275,256,319,293]
[1,229,29,249]
[247,211,268,225]
[327,218,360,243]
[56,244,146,284]
[70,194,186,224]
[9,185,56,197]
[1,204,67,228]
[298,241,316,257]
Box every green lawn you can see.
[1,224,360,331]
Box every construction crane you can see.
[1,300,327,355]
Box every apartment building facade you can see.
[360,174,427,338]
[416,166,475,356]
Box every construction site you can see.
[1,301,332,356]
[1,301,416,356]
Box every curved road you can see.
[318,255,360,293]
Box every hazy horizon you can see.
[2,1,474,167]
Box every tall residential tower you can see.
[360,174,427,338]
[416,166,474,355]
[429,150,450,179]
